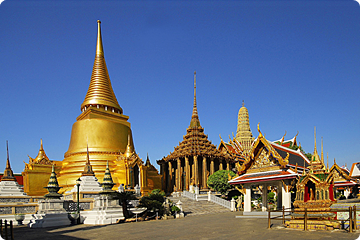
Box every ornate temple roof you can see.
[162,72,226,162]
[28,139,51,165]
[81,20,122,114]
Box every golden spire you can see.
[33,139,50,163]
[124,132,135,157]
[2,141,16,181]
[312,126,321,163]
[82,144,95,176]
[321,137,324,163]
[81,20,122,114]
[327,152,329,171]
[190,71,200,128]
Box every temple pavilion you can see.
[223,103,311,212]
[22,20,161,196]
[157,73,235,193]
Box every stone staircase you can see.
[168,195,230,216]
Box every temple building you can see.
[224,103,312,212]
[229,124,310,212]
[22,20,161,196]
[157,72,235,193]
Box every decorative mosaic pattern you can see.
[0,198,30,203]
[83,194,99,199]
[0,207,12,214]
[15,206,36,214]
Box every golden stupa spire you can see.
[81,20,122,114]
[82,144,95,176]
[190,71,200,128]
[2,141,16,181]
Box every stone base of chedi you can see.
[81,195,125,225]
[28,199,70,228]
[0,181,26,196]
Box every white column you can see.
[282,184,291,209]
[244,185,252,212]
[262,184,268,212]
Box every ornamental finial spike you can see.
[257,122,263,137]
[242,100,244,107]
[96,20,104,56]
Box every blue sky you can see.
[0,0,359,173]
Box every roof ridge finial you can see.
[242,100,244,107]
[40,138,43,150]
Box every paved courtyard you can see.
[13,212,360,240]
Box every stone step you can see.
[168,196,229,216]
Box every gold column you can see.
[226,162,230,171]
[210,158,214,175]
[168,161,172,193]
[219,160,223,170]
[202,157,207,189]
[185,157,189,190]
[194,155,198,186]
[177,158,181,191]
[161,163,166,191]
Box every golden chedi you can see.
[23,20,161,196]
[56,20,160,194]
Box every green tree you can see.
[207,170,236,195]
[138,189,166,217]
[113,191,136,219]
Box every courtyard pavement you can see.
[12,212,360,240]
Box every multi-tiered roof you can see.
[163,72,226,161]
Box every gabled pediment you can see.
[237,124,289,174]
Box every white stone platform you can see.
[81,196,125,225]
[28,199,70,228]
[0,181,26,196]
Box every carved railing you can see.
[182,191,196,200]
[209,194,231,209]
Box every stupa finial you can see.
[2,141,16,181]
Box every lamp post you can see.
[76,178,81,224]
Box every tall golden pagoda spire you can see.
[190,71,200,128]
[81,20,122,114]
[2,141,16,181]
[313,126,320,162]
